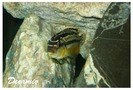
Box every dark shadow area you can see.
[74,54,86,80]
[3,7,23,72]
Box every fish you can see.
[47,28,85,64]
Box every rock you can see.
[90,2,130,87]
[74,2,130,87]
[4,2,110,19]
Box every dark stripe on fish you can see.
[47,28,82,52]
[51,28,78,41]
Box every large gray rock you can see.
[4,2,110,18]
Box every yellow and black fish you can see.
[47,28,85,64]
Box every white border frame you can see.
[0,1,132,89]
